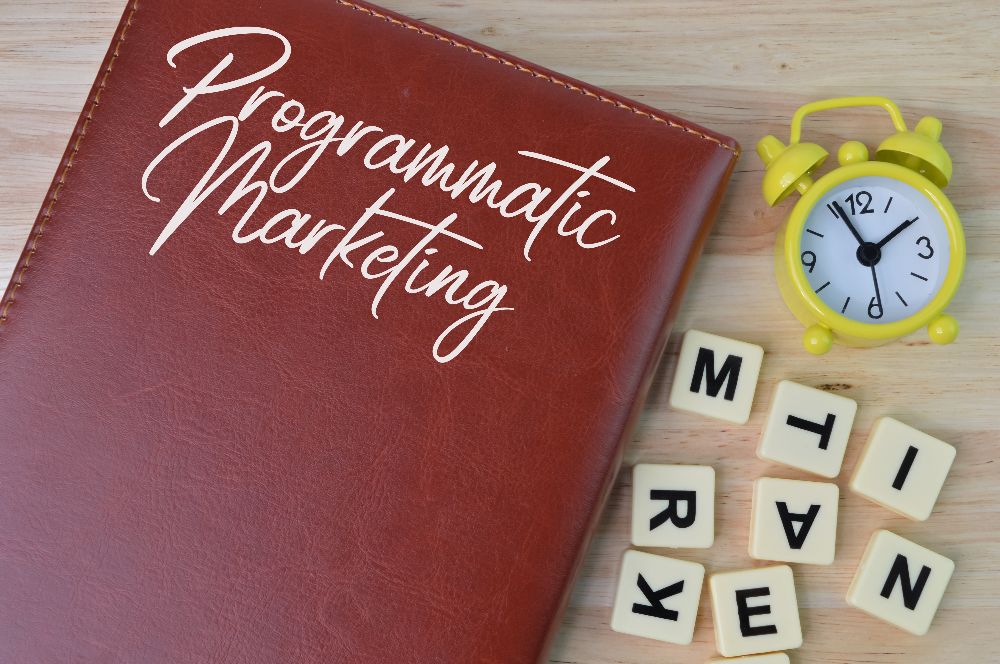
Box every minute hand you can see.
[831,201,865,245]
[876,217,918,248]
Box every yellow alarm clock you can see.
[757,96,965,355]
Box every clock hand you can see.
[876,217,919,249]
[831,201,865,245]
[870,264,883,312]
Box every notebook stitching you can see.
[0,1,139,327]
[334,0,736,154]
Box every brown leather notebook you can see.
[0,1,737,661]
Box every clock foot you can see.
[928,314,959,345]
[803,325,833,355]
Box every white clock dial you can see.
[800,175,950,324]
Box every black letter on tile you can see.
[691,347,742,401]
[649,490,697,530]
[881,554,931,610]
[775,502,821,549]
[892,446,920,490]
[632,574,684,621]
[735,587,778,637]
[786,412,836,450]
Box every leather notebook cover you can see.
[0,1,737,661]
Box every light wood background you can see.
[1,1,997,662]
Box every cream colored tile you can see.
[757,380,857,478]
[669,330,764,424]
[709,565,802,657]
[611,550,706,645]
[750,477,839,566]
[850,417,956,521]
[707,653,791,663]
[847,530,954,636]
[632,464,715,549]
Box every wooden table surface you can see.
[1,1,997,662]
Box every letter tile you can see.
[756,380,857,478]
[707,653,790,663]
[750,477,839,565]
[669,330,764,425]
[850,417,956,521]
[632,464,715,549]
[611,549,706,645]
[709,565,802,657]
[847,530,954,635]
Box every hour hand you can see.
[876,217,918,248]
[831,201,865,245]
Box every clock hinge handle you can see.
[789,96,909,145]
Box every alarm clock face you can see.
[799,175,951,324]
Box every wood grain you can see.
[1,1,997,662]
